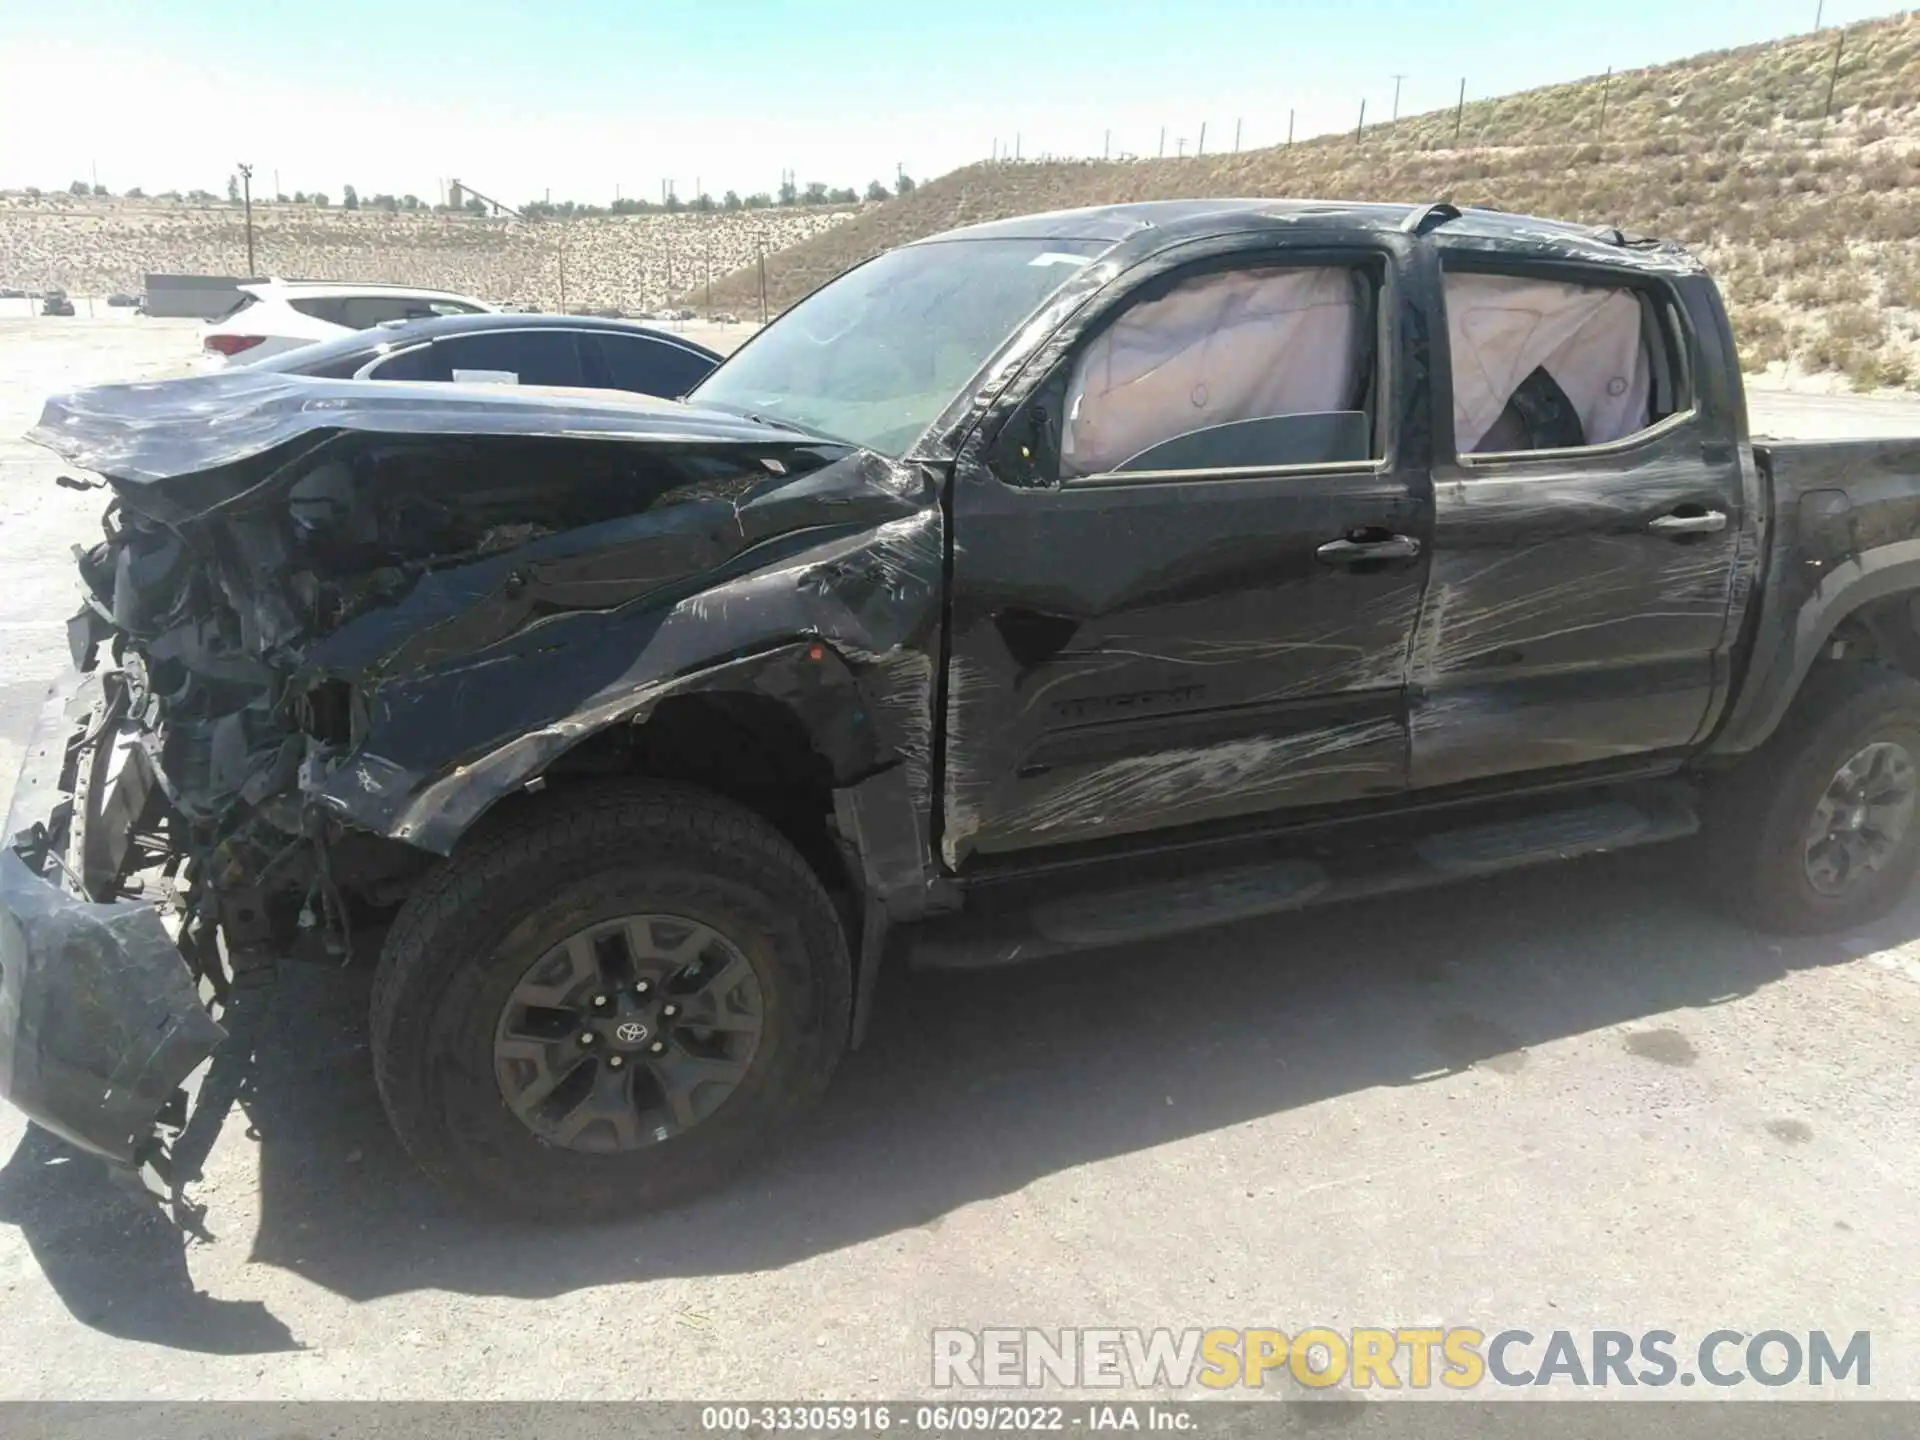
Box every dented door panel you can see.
[1410,422,1746,787]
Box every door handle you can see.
[1316,534,1421,564]
[1648,510,1727,536]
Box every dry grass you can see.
[0,200,867,314]
[693,11,1920,391]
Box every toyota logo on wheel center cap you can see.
[614,1021,650,1046]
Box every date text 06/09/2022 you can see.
[699,1404,1195,1432]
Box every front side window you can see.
[691,237,1112,457]
[1444,270,1682,456]
[1059,265,1377,477]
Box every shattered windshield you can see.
[689,237,1110,456]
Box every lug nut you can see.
[592,994,609,1008]
[578,1032,596,1046]
[649,1040,666,1054]
[661,1004,678,1018]
[608,1054,625,1069]
[635,980,652,995]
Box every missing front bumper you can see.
[0,670,225,1172]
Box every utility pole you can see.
[1288,109,1295,147]
[1103,129,1110,160]
[757,243,768,325]
[1233,117,1242,152]
[1598,67,1613,141]
[1197,121,1206,156]
[1454,78,1467,144]
[1815,0,1824,29]
[236,162,255,276]
[1356,98,1367,142]
[1158,126,1166,157]
[1177,137,1187,158]
[1391,74,1408,127]
[1821,27,1846,128]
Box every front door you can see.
[1409,256,1746,789]
[939,242,1432,869]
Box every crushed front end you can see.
[0,371,941,1177]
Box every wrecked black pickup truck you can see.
[9,198,1920,1217]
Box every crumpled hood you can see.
[28,369,798,484]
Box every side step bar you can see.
[909,786,1698,970]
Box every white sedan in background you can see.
[200,279,498,366]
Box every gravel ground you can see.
[2,316,1920,1403]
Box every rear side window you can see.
[338,295,450,329]
[432,331,586,388]
[366,345,445,381]
[1058,265,1380,478]
[586,333,716,397]
[211,291,259,322]
[291,295,483,330]
[1442,268,1691,456]
[289,296,352,326]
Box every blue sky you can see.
[0,0,1905,203]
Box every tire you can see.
[370,781,850,1219]
[1705,663,1920,934]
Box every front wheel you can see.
[1706,664,1920,934]
[370,782,851,1218]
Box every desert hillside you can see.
[0,199,864,314]
[698,13,1920,389]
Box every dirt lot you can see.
[4,316,1920,1402]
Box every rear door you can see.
[941,237,1433,867]
[1410,253,1744,788]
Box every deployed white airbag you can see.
[1445,272,1651,453]
[1061,267,1364,476]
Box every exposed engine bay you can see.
[17,374,942,1048]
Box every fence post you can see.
[1454,77,1466,144]
[1598,67,1612,142]
[757,244,767,326]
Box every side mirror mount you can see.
[989,373,1067,487]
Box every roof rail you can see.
[1400,201,1461,236]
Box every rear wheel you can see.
[371,782,850,1218]
[1706,664,1920,934]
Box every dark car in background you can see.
[251,312,723,398]
[39,288,75,317]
